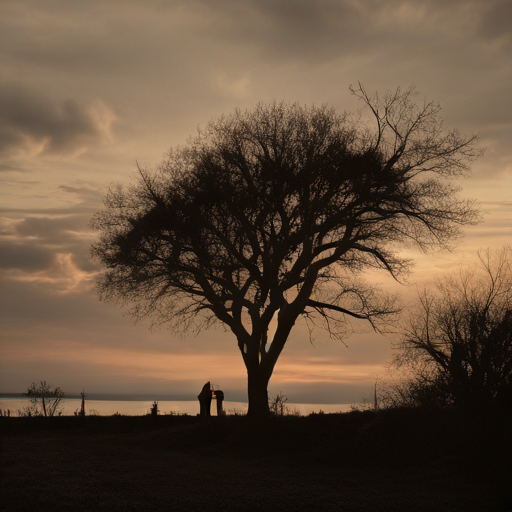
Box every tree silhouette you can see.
[24,381,65,417]
[91,85,480,417]
[390,247,512,408]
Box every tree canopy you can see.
[91,85,480,417]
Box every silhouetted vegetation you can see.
[91,86,480,417]
[18,381,64,417]
[381,247,512,410]
[268,392,300,416]
[269,392,289,416]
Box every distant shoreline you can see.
[0,392,356,405]
[0,394,353,416]
[0,393,197,401]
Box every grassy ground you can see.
[1,407,511,511]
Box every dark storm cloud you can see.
[0,84,104,155]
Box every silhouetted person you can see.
[198,382,212,417]
[214,390,225,416]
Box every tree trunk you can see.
[243,303,302,419]
[246,367,271,418]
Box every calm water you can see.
[0,395,352,417]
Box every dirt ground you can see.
[1,409,510,511]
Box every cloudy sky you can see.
[1,0,511,404]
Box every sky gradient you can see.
[1,0,511,404]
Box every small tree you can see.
[391,247,512,408]
[24,381,65,417]
[91,85,480,418]
[269,392,289,416]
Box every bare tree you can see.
[391,247,512,407]
[23,381,65,417]
[269,392,289,417]
[91,86,480,418]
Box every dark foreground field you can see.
[1,407,511,511]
